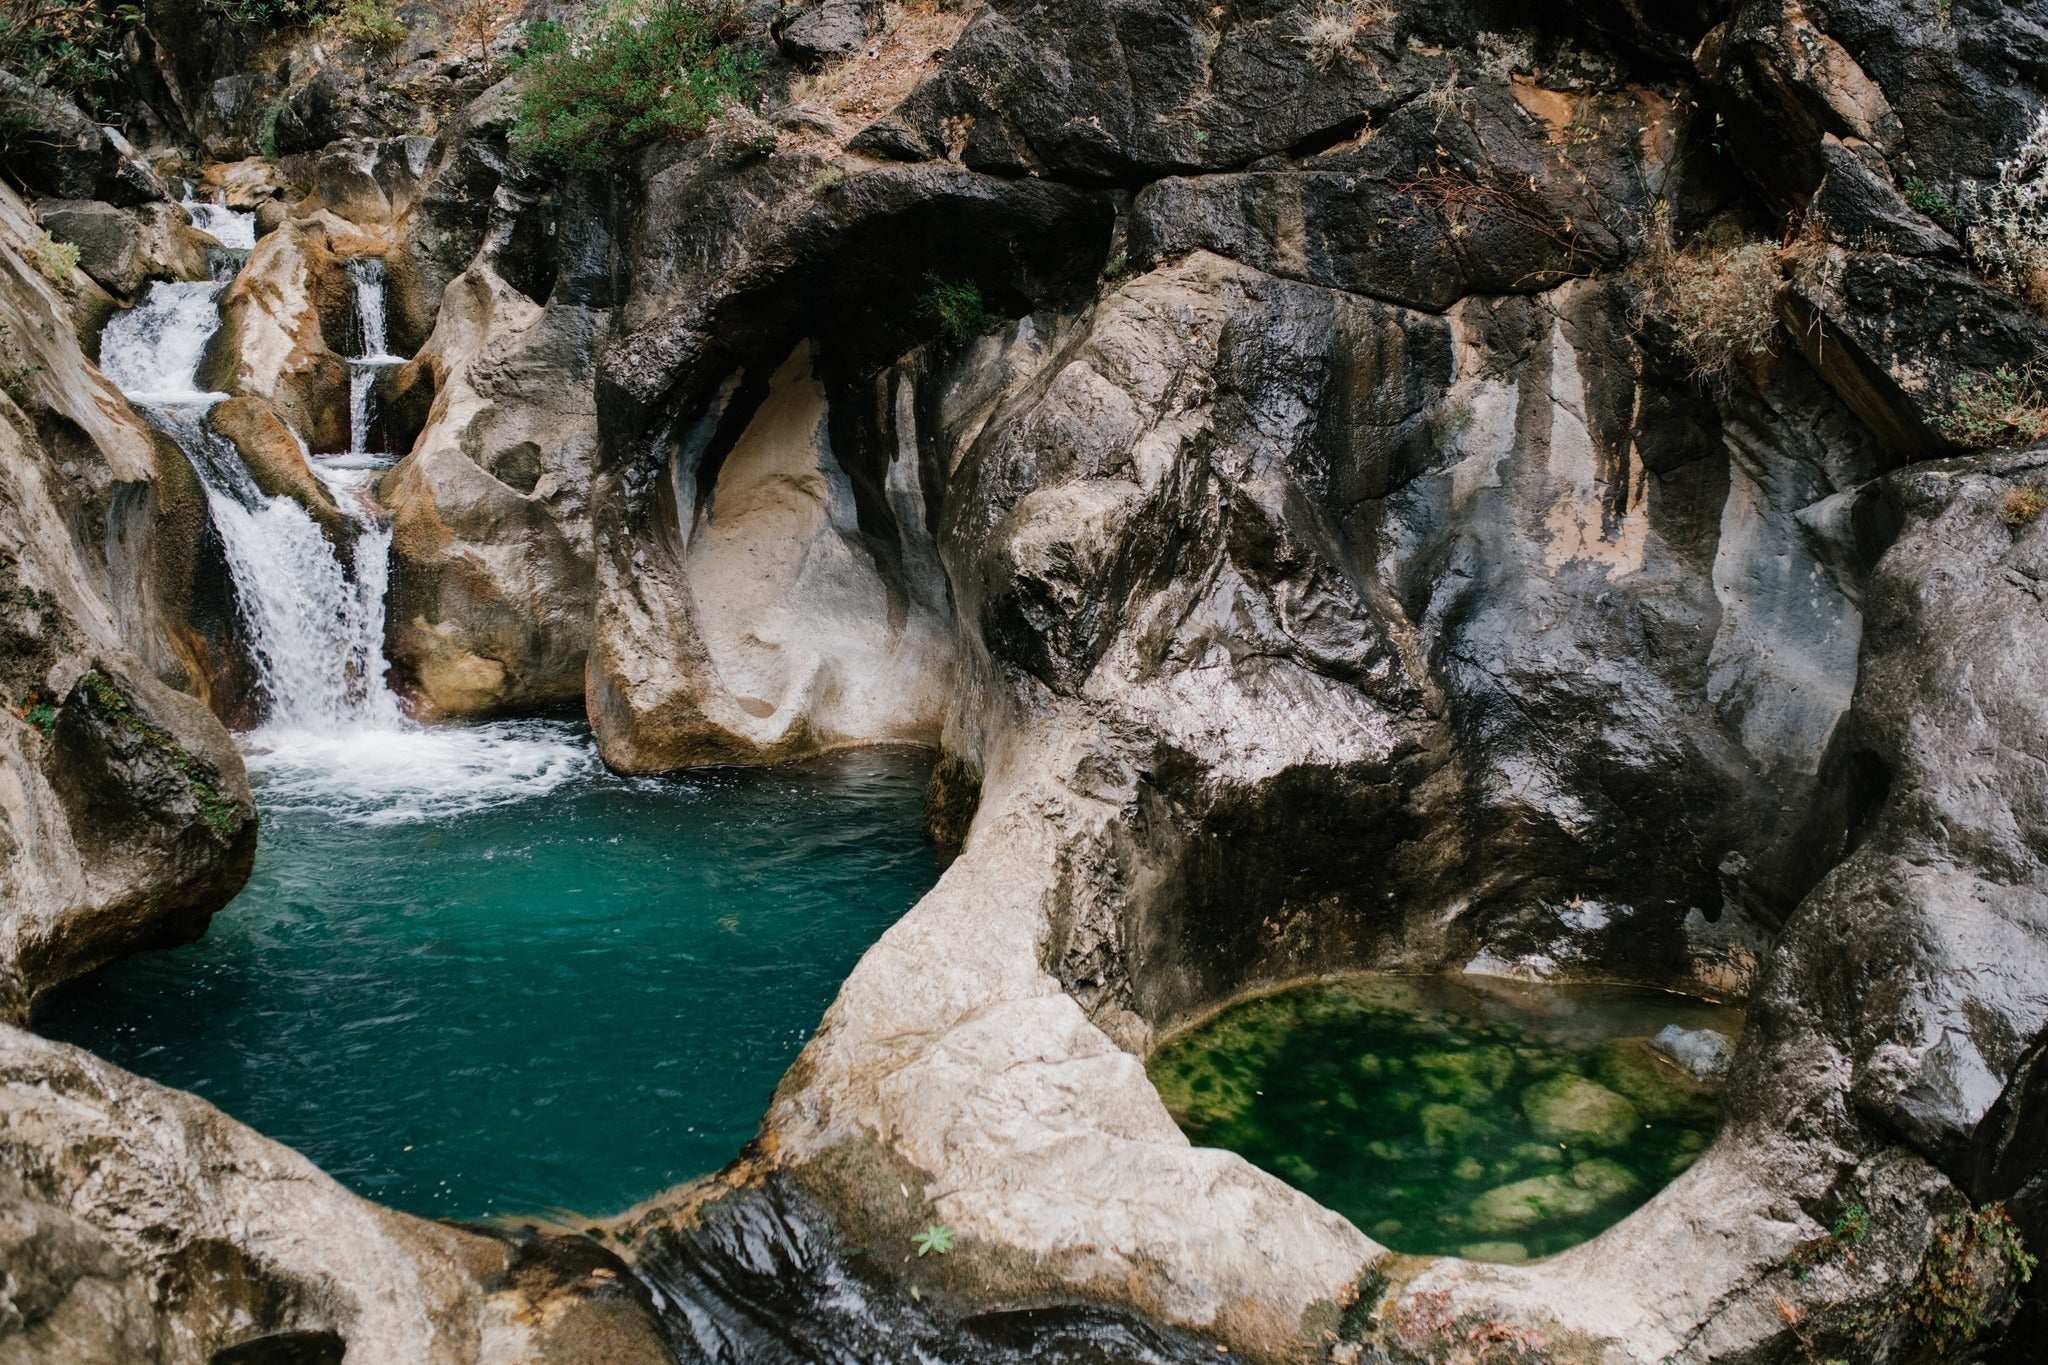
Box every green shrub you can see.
[326,0,404,48]
[509,0,757,173]
[1938,366,2048,449]
[1904,176,1960,228]
[0,0,140,100]
[918,273,1002,346]
[26,227,76,282]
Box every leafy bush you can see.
[1647,237,1783,382]
[1960,110,2048,310]
[326,0,404,48]
[1905,1204,2036,1356]
[0,0,139,99]
[26,228,76,282]
[1938,366,2048,449]
[917,273,1002,346]
[509,0,756,173]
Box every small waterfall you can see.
[181,195,256,252]
[99,214,590,821]
[343,257,403,468]
[102,274,399,731]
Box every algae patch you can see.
[1147,976,1737,1260]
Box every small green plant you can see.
[911,1222,953,1256]
[1903,176,1961,229]
[257,98,286,159]
[917,273,1002,346]
[326,0,405,48]
[809,164,844,196]
[1938,366,2048,449]
[509,0,758,173]
[26,229,77,283]
[1782,1202,1871,1281]
[2005,485,2048,527]
[13,692,55,735]
[1904,1204,2036,1356]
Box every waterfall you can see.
[183,197,256,252]
[343,258,404,468]
[99,211,590,822]
[101,276,399,731]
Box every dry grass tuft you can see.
[1295,1,1392,69]
[790,0,970,131]
[2003,486,2048,527]
[1646,237,1783,382]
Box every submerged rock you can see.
[1649,1024,1736,1083]
[1521,1074,1641,1150]
[1466,1159,1644,1234]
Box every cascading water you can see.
[100,208,588,821]
[181,196,256,251]
[341,257,404,474]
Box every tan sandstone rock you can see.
[381,265,602,715]
[198,217,353,452]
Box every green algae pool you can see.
[1147,976,1741,1263]
[39,721,941,1223]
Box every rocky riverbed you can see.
[4,0,2048,1361]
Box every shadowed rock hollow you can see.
[4,0,2048,1361]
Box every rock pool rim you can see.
[1143,970,1744,1266]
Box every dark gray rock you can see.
[774,0,881,67]
[1781,246,2048,459]
[846,0,1427,180]
[0,72,161,206]
[35,201,216,303]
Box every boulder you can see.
[206,156,284,209]
[204,395,356,549]
[0,70,163,206]
[380,266,602,715]
[775,0,881,67]
[1522,1074,1641,1149]
[1780,245,2048,460]
[1649,1025,1736,1082]
[281,135,435,226]
[35,200,217,303]
[198,217,354,452]
[0,1026,672,1364]
[1465,1159,1643,1234]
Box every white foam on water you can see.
[244,718,600,825]
[184,199,256,251]
[100,280,229,402]
[101,229,592,823]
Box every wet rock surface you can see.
[0,184,254,1023]
[3,0,2048,1359]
